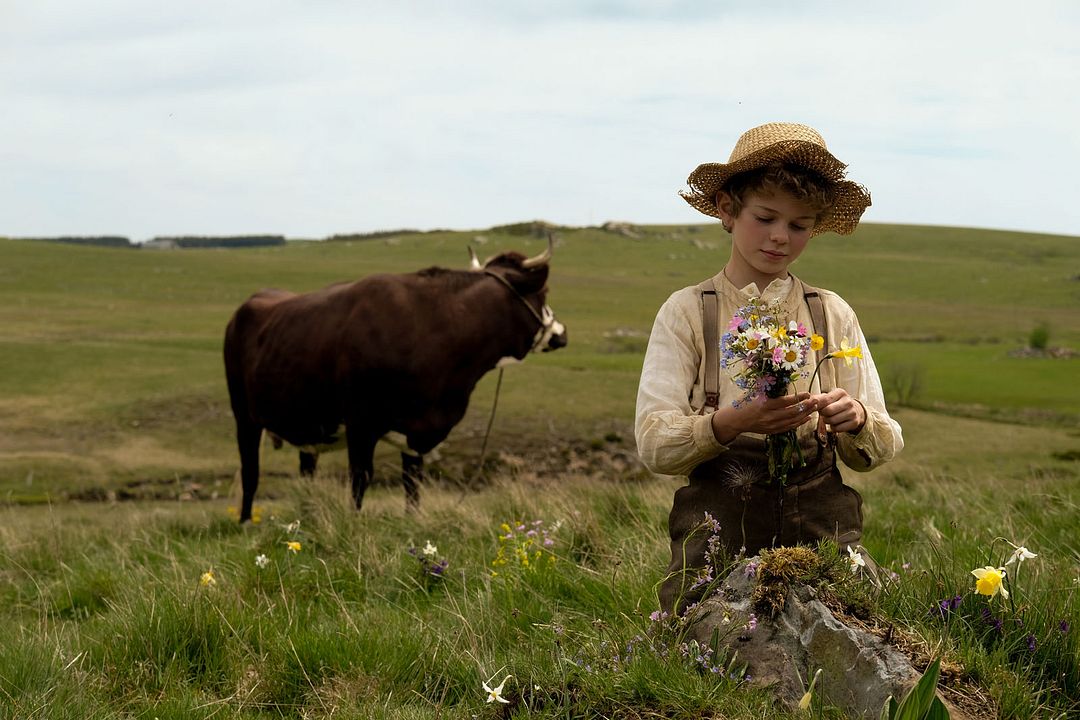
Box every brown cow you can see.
[223,241,566,522]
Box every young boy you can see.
[635,122,903,614]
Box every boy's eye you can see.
[754,216,774,224]
[791,224,810,232]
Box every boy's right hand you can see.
[710,392,818,445]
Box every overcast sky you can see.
[2,1,1078,241]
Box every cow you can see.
[223,239,567,522]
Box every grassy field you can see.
[1,223,1079,718]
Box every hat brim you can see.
[679,140,871,236]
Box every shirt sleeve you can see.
[634,294,727,476]
[824,315,905,472]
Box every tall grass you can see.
[1,464,1078,718]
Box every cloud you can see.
[1,0,1078,238]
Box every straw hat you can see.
[680,122,871,236]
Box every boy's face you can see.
[718,189,816,287]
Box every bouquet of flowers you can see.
[720,298,823,484]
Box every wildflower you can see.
[799,668,822,711]
[902,562,911,571]
[284,519,301,533]
[810,334,824,352]
[1026,634,1037,652]
[255,553,270,569]
[422,541,438,558]
[971,566,1009,599]
[847,545,866,573]
[1060,620,1070,634]
[649,610,668,623]
[1005,542,1037,566]
[200,570,216,587]
[483,675,511,704]
[828,337,863,368]
[744,560,759,579]
[285,540,302,554]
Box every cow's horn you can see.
[521,234,554,269]
[467,245,482,271]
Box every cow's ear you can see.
[509,263,549,294]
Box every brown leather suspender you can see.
[698,278,720,413]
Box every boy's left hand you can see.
[811,389,866,435]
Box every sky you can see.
[2,1,1078,241]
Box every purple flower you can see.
[1060,620,1070,634]
[744,561,759,579]
[1026,634,1037,652]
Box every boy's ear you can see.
[715,191,736,225]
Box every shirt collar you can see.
[714,271,794,303]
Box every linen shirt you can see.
[635,271,903,478]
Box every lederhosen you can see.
[658,276,864,615]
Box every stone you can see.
[683,558,930,718]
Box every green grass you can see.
[1,223,1079,717]
[2,223,1078,499]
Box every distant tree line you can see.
[22,236,133,247]
[146,235,285,249]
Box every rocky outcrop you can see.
[683,559,968,718]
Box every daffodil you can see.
[847,545,866,574]
[200,570,216,587]
[971,566,1009,599]
[483,674,511,704]
[285,540,302,554]
[255,553,270,569]
[827,337,863,368]
[1005,542,1037,566]
[799,668,822,712]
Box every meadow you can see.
[0,223,1078,718]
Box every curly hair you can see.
[720,163,835,228]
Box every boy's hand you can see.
[711,392,818,444]
[812,389,865,435]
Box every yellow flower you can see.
[746,337,761,351]
[827,337,863,367]
[810,334,824,352]
[200,570,216,587]
[971,566,1009,599]
[799,668,822,711]
[285,540,302,554]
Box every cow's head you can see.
[469,237,567,356]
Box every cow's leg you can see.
[402,452,423,511]
[346,432,378,511]
[237,423,263,523]
[299,451,318,477]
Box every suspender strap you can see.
[798,278,829,392]
[698,278,720,413]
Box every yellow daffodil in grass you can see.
[285,540,302,554]
[971,566,1009,599]
[200,570,216,587]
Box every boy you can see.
[635,122,903,614]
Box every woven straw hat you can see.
[680,122,871,236]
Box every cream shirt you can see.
[635,271,903,478]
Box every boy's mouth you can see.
[761,250,786,260]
